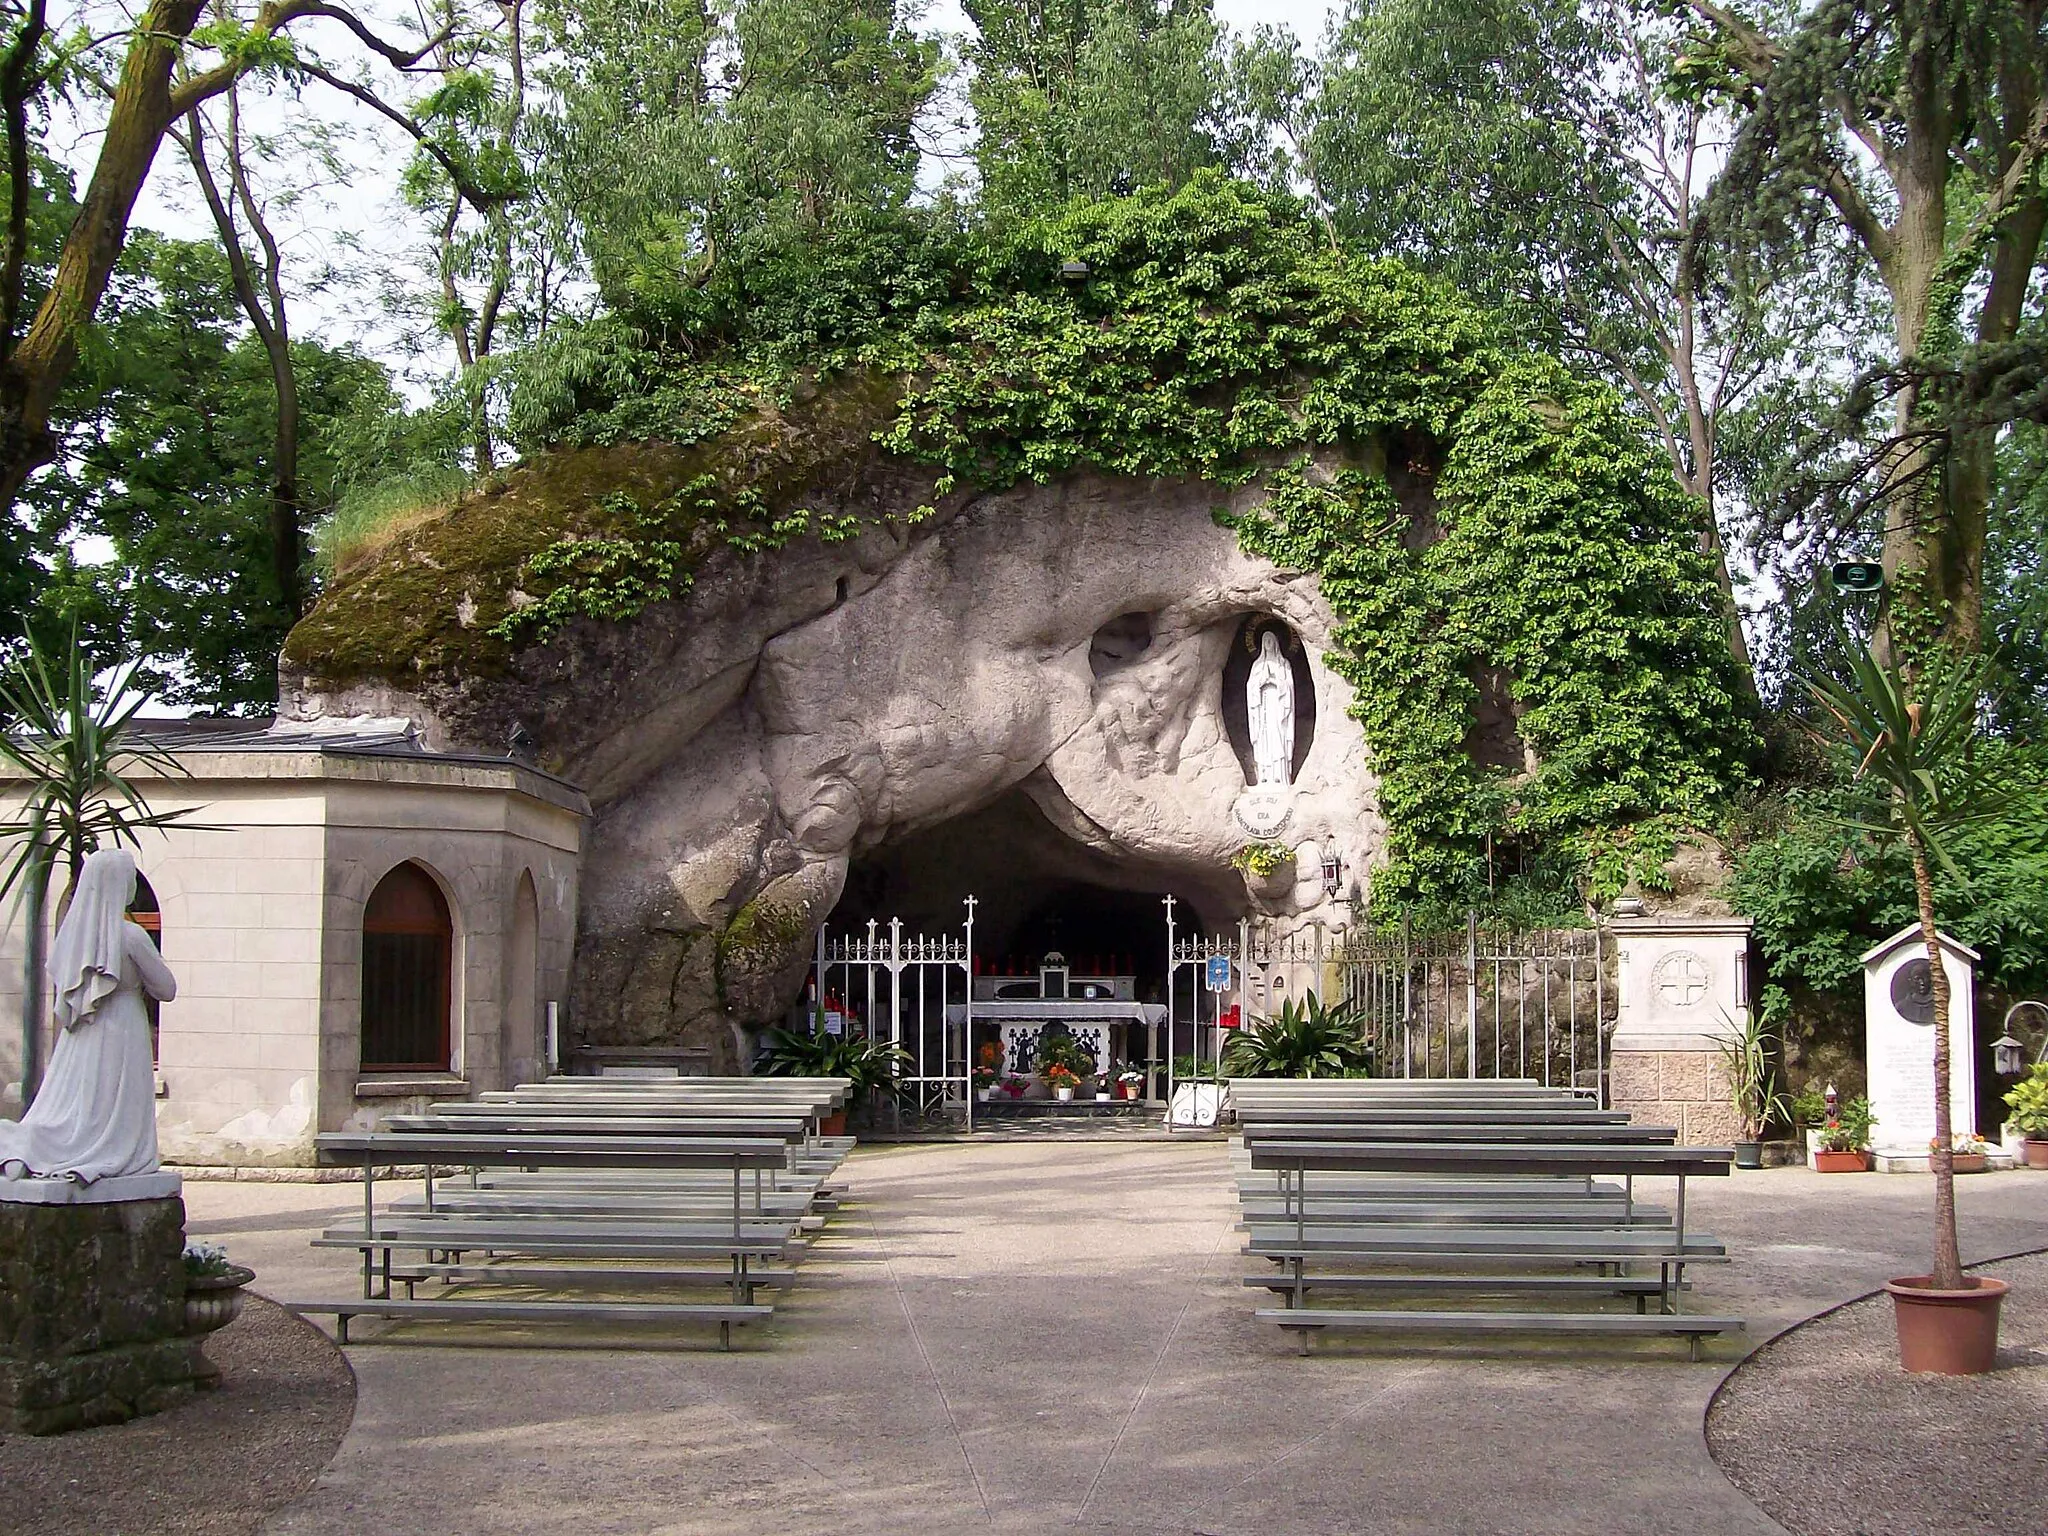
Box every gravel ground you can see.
[0,1298,355,1536]
[1708,1250,2048,1536]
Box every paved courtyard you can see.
[186,1141,2048,1536]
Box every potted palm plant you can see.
[2001,1065,2048,1168]
[1715,1008,1786,1169]
[1814,1096,1877,1173]
[1808,641,2021,1374]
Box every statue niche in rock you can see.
[1248,630,1296,788]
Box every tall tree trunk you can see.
[1911,828,1965,1290]
[179,95,305,625]
[0,2,207,512]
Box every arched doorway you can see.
[361,862,454,1073]
[505,871,540,1086]
[129,871,162,1061]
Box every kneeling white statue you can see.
[1,847,176,1183]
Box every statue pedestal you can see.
[0,1181,202,1435]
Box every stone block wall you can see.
[1610,1049,1744,1144]
[0,1196,201,1434]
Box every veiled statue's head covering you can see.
[49,847,138,1031]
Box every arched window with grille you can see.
[129,872,162,1061]
[361,862,453,1073]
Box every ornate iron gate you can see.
[813,900,976,1129]
[1167,909,1614,1106]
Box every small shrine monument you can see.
[1863,926,1982,1170]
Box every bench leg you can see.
[720,1320,732,1352]
[1688,1334,1703,1363]
[337,1313,351,1345]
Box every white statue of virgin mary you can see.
[1247,630,1296,786]
[0,847,175,1183]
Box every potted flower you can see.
[1934,1131,1989,1174]
[1808,643,2017,1373]
[1117,1063,1147,1102]
[999,1073,1028,1100]
[1035,1035,1095,1102]
[1814,1096,1876,1173]
[2002,1064,2048,1168]
[972,1064,999,1102]
[1043,1063,1081,1102]
[182,1241,255,1337]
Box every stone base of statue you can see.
[0,1175,204,1435]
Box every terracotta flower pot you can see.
[2025,1138,2048,1170]
[1886,1275,2008,1374]
[1814,1149,1870,1173]
[818,1110,847,1137]
[1951,1153,1987,1174]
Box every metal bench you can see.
[1238,1134,1739,1357]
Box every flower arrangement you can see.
[1116,1063,1145,1086]
[972,1064,999,1091]
[1230,841,1294,879]
[182,1240,234,1279]
[1042,1063,1081,1092]
[1932,1131,1988,1155]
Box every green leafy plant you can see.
[1172,1053,1221,1083]
[757,1024,908,1106]
[2003,1065,2048,1139]
[1789,1087,1829,1130]
[1033,1034,1096,1084]
[1221,992,1373,1079]
[1805,641,2026,1290]
[1819,1096,1878,1155]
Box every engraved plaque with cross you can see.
[1651,950,1712,1010]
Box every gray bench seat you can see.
[288,1296,775,1348]
[1235,1199,1672,1227]
[1252,1307,1744,1359]
[1244,1225,1726,1259]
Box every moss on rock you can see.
[284,372,908,687]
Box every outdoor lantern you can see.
[1321,848,1346,897]
[1831,560,1885,592]
[1059,258,1090,282]
[1996,1000,2048,1075]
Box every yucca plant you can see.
[1221,991,1373,1079]
[1805,641,2024,1290]
[1,625,203,1104]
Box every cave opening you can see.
[824,786,1238,1003]
[815,786,1247,1101]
